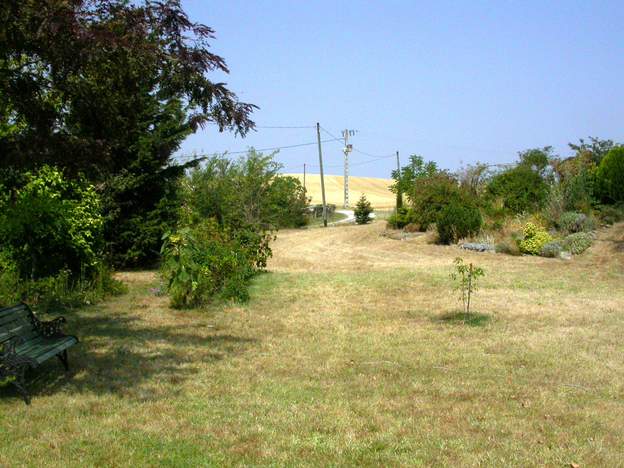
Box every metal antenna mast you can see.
[342,129,356,208]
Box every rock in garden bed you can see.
[382,230,427,241]
[459,242,495,252]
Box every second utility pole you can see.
[395,150,402,210]
[316,123,328,227]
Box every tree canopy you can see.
[0,0,257,266]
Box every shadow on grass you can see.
[1,304,257,404]
[435,311,491,327]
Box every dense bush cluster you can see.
[161,150,308,308]
[437,203,482,245]
[0,167,124,310]
[1,1,256,308]
[388,138,621,258]
[0,166,103,279]
[160,222,257,307]
[387,207,419,229]
[596,146,624,203]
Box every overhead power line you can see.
[255,125,315,129]
[318,125,342,142]
[175,137,342,163]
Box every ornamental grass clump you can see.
[540,241,563,258]
[518,222,552,255]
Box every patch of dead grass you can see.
[1,222,623,465]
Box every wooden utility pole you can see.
[303,163,306,191]
[395,150,403,210]
[316,123,328,227]
[343,130,350,208]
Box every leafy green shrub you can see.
[487,148,552,214]
[409,174,474,230]
[167,149,304,307]
[518,223,552,255]
[596,146,624,203]
[387,207,419,229]
[183,150,308,231]
[0,166,103,279]
[160,220,262,308]
[436,202,482,245]
[562,169,597,212]
[562,232,593,255]
[0,168,124,310]
[557,211,595,234]
[0,260,125,311]
[597,203,624,225]
[487,166,549,214]
[540,241,562,258]
[0,251,20,305]
[354,194,374,224]
[266,175,309,228]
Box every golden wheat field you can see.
[284,173,396,208]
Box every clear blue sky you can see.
[178,0,624,177]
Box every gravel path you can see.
[331,209,376,225]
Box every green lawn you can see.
[1,222,623,466]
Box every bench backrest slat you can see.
[0,304,30,320]
[0,304,37,346]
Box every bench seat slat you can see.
[31,338,77,364]
[16,336,62,355]
[16,336,77,364]
[0,323,39,341]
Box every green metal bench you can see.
[0,303,78,404]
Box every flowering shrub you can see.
[518,223,552,255]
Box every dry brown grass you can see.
[1,222,623,465]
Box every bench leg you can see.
[57,350,69,371]
[11,368,31,405]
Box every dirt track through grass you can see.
[1,222,623,466]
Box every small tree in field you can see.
[354,194,374,224]
[450,257,485,315]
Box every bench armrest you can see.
[32,316,67,338]
[1,336,38,381]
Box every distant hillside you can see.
[284,174,395,209]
